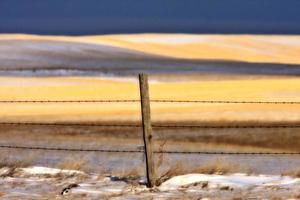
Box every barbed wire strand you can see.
[154,151,300,155]
[0,122,141,128]
[0,145,299,155]
[153,124,300,129]
[151,100,300,104]
[0,100,299,104]
[0,145,143,153]
[0,100,139,103]
[0,122,299,129]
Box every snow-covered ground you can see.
[161,173,299,190]
[20,166,85,176]
[0,166,299,199]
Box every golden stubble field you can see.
[2,34,300,65]
[0,76,299,122]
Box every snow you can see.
[20,166,85,175]
[1,166,299,199]
[72,188,104,195]
[73,187,124,194]
[0,167,11,175]
[160,173,300,191]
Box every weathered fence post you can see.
[139,74,156,187]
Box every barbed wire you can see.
[0,145,299,155]
[155,151,300,155]
[0,145,143,153]
[0,100,139,103]
[0,122,299,129]
[0,99,299,104]
[153,124,300,129]
[151,100,300,104]
[0,122,141,128]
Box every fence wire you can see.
[0,100,139,103]
[152,100,300,104]
[0,145,299,155]
[0,145,143,153]
[0,99,299,104]
[0,122,299,129]
[0,122,141,128]
[153,124,300,129]
[154,151,300,155]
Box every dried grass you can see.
[282,168,300,178]
[0,119,298,177]
[0,152,34,177]
[0,119,299,154]
[190,158,240,175]
[154,120,300,152]
[156,162,186,186]
[157,140,167,167]
[114,166,143,179]
[0,152,33,169]
[157,158,242,186]
[56,158,88,172]
[111,166,144,185]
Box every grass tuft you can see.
[56,158,88,172]
[282,168,300,178]
[156,158,242,186]
[191,158,240,175]
[0,152,33,169]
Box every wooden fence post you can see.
[139,74,156,187]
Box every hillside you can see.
[0,34,300,76]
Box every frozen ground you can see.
[0,166,299,199]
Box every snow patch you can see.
[20,166,84,176]
[0,167,11,176]
[160,173,300,191]
[72,188,104,195]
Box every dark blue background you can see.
[1,0,300,35]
